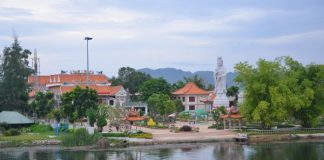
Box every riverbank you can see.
[2,128,324,149]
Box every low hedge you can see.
[3,128,20,136]
[128,133,153,139]
[101,132,153,139]
[101,132,128,137]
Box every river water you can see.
[1,142,324,160]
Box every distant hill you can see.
[138,68,237,87]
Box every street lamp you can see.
[84,37,93,86]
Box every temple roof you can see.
[172,82,209,95]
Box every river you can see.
[1,141,324,160]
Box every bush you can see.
[97,116,107,128]
[0,126,6,134]
[128,133,153,139]
[86,108,97,127]
[61,128,101,147]
[208,123,224,130]
[3,128,20,136]
[179,125,192,132]
[28,124,53,133]
[101,132,128,137]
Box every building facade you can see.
[172,82,210,111]
[28,71,128,107]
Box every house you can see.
[172,82,210,111]
[28,71,128,107]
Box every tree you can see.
[110,67,151,100]
[184,75,206,89]
[293,64,324,127]
[147,93,176,117]
[96,115,107,132]
[61,86,98,122]
[174,99,185,112]
[0,37,33,112]
[172,75,210,91]
[211,106,226,125]
[226,86,240,106]
[86,108,97,127]
[235,57,321,128]
[30,92,55,118]
[48,108,62,122]
[139,78,172,101]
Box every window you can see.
[109,100,114,106]
[189,97,195,102]
[182,97,185,102]
[189,105,195,110]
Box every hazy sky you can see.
[0,0,324,76]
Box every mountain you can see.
[138,68,237,87]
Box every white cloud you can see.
[252,30,324,46]
[0,0,149,24]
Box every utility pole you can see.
[84,37,93,86]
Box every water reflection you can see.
[1,142,324,160]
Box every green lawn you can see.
[0,131,56,142]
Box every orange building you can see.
[28,71,128,106]
[172,82,211,111]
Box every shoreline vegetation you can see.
[1,135,324,151]
[1,130,324,149]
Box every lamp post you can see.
[84,37,93,86]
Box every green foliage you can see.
[293,64,324,127]
[226,86,240,106]
[61,86,98,122]
[101,132,128,137]
[236,56,323,128]
[0,37,33,112]
[97,115,107,128]
[174,99,185,112]
[110,67,152,95]
[3,128,20,136]
[211,106,226,123]
[128,132,153,139]
[48,108,62,122]
[61,128,101,147]
[30,92,55,118]
[147,93,176,116]
[208,123,224,130]
[28,124,53,133]
[184,75,206,89]
[86,108,97,127]
[173,75,210,90]
[139,78,172,101]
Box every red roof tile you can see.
[172,82,209,95]
[59,85,123,96]
[28,76,50,85]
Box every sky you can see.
[0,0,324,77]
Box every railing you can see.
[246,128,324,134]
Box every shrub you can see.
[147,118,156,127]
[97,116,107,129]
[61,128,101,147]
[128,133,153,139]
[3,128,20,136]
[29,124,53,133]
[101,132,128,137]
[0,126,6,133]
[179,125,192,132]
[208,123,224,130]
[86,108,97,127]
